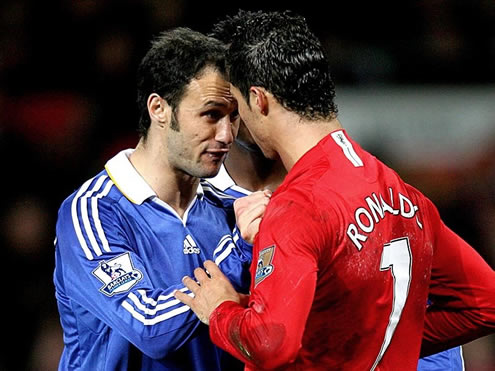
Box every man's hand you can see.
[234,190,272,244]
[174,260,241,325]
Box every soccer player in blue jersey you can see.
[53,27,270,370]
[207,11,465,371]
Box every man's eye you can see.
[203,110,223,121]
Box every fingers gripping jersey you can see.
[54,150,252,370]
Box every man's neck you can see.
[224,142,286,192]
[274,117,343,171]
[130,139,198,218]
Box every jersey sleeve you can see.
[209,197,327,369]
[54,195,201,360]
[420,198,495,357]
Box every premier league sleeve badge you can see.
[255,245,275,287]
[92,252,143,296]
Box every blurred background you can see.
[0,0,494,370]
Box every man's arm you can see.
[176,199,322,369]
[174,190,273,323]
[420,200,495,357]
[55,196,203,359]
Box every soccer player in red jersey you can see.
[175,10,495,370]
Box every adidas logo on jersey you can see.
[183,234,200,254]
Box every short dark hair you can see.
[136,27,227,138]
[221,10,338,121]
[209,9,252,44]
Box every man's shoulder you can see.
[58,169,121,216]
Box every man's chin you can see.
[197,164,222,179]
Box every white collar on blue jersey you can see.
[205,164,235,192]
[105,149,204,205]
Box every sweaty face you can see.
[166,68,240,178]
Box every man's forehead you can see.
[184,69,236,107]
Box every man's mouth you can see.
[204,148,229,160]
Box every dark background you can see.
[1,1,494,369]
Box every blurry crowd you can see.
[0,0,494,370]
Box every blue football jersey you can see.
[417,347,464,371]
[207,164,465,371]
[54,150,252,370]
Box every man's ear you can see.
[147,93,171,128]
[249,87,269,116]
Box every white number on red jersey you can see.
[371,237,412,370]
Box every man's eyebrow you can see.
[202,100,234,108]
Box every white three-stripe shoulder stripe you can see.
[122,288,193,325]
[213,235,236,266]
[71,175,114,260]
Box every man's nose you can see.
[215,117,235,145]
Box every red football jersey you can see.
[210,129,495,370]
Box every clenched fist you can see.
[234,189,272,244]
